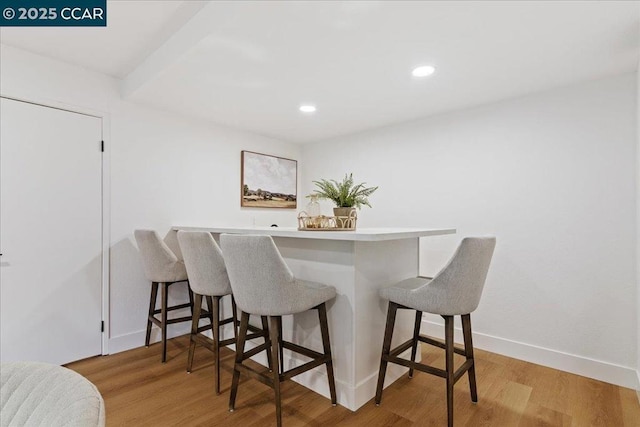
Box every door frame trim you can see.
[0,94,111,356]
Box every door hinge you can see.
[101,321,104,332]
[101,140,104,152]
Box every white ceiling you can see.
[0,1,203,78]
[1,1,639,143]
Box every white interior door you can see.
[0,97,103,365]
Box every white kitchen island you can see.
[174,226,456,410]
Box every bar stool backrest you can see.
[134,229,183,283]
[422,237,496,315]
[177,231,232,297]
[163,230,184,261]
[220,234,295,315]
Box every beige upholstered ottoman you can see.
[0,362,105,427]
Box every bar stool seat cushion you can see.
[235,275,335,317]
[0,362,105,427]
[379,276,431,308]
[288,279,337,314]
[380,276,482,316]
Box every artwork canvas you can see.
[241,151,297,208]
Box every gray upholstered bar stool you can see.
[221,234,338,427]
[135,229,207,363]
[375,237,496,427]
[177,230,272,394]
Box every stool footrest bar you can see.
[385,354,448,378]
[453,359,474,383]
[242,342,270,360]
[282,341,323,359]
[235,363,274,388]
[281,357,329,381]
[389,339,414,357]
[419,335,467,356]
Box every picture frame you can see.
[241,151,297,209]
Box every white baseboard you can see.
[108,324,191,355]
[108,319,237,355]
[421,319,639,390]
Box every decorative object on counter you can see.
[241,151,297,209]
[297,210,358,231]
[311,173,377,230]
[306,194,322,217]
[300,194,324,229]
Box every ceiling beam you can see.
[121,1,217,99]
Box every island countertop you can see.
[173,226,456,242]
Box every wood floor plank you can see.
[64,335,639,426]
[521,364,572,416]
[619,386,640,427]
[518,403,572,427]
[568,377,626,426]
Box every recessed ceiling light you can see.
[412,65,436,78]
[299,105,317,113]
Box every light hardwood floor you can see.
[67,335,640,426]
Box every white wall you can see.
[0,44,301,352]
[302,73,638,388]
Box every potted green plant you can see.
[312,173,378,224]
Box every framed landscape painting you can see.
[241,151,297,209]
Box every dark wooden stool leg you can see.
[187,285,194,316]
[408,310,422,378]
[276,316,284,374]
[212,296,221,394]
[187,293,202,373]
[145,282,158,347]
[317,303,337,405]
[269,316,282,427]
[444,315,454,427]
[375,302,398,405]
[462,314,478,402]
[231,296,239,340]
[205,296,215,328]
[261,316,273,371]
[229,311,249,412]
[161,282,169,363]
